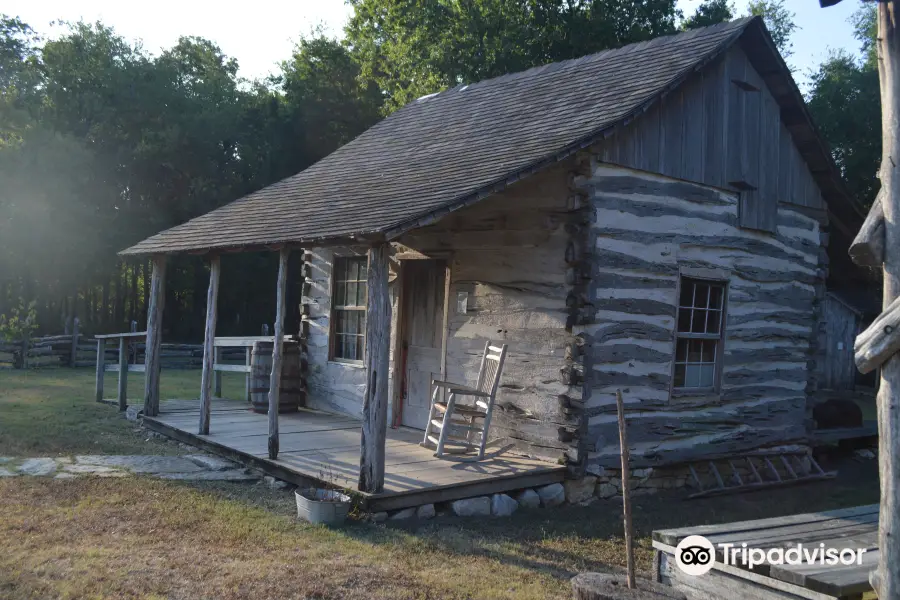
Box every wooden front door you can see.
[399,260,447,430]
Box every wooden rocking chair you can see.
[421,341,508,459]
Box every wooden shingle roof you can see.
[122,17,843,256]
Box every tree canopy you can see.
[0,2,881,339]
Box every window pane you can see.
[685,364,701,387]
[346,283,358,307]
[677,308,691,333]
[358,260,368,281]
[674,364,686,387]
[700,364,716,387]
[707,310,721,334]
[679,281,694,307]
[691,309,706,333]
[692,284,707,308]
[688,339,703,362]
[356,335,365,361]
[709,285,723,310]
[357,280,367,306]
[676,338,688,362]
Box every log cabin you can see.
[121,17,870,506]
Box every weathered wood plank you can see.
[359,242,392,493]
[268,248,289,459]
[94,339,105,404]
[849,190,884,267]
[143,256,166,417]
[199,255,221,436]
[117,337,128,412]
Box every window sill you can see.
[328,359,365,369]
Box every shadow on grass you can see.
[172,455,879,586]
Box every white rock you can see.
[63,464,123,476]
[596,483,618,499]
[491,494,518,517]
[631,468,653,479]
[54,457,74,465]
[389,507,416,520]
[564,476,597,504]
[0,467,18,477]
[578,497,599,507]
[125,406,143,422]
[451,496,491,517]
[76,455,204,474]
[54,472,77,479]
[0,457,13,464]
[264,475,290,490]
[17,458,57,476]
[416,504,436,519]
[536,483,565,507]
[186,454,236,471]
[515,489,541,509]
[371,512,388,523]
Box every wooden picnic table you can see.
[653,504,879,600]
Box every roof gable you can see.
[122,17,850,256]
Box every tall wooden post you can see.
[198,255,221,435]
[359,242,392,493]
[117,337,128,411]
[143,256,166,417]
[94,339,106,403]
[874,4,900,596]
[69,317,79,368]
[268,248,289,459]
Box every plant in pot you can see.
[295,466,353,525]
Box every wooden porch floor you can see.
[143,398,565,512]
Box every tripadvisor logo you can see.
[675,535,716,576]
[675,534,869,577]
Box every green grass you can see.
[0,369,882,599]
[0,368,246,456]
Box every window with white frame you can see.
[330,256,367,362]
[673,277,726,390]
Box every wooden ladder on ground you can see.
[687,452,835,499]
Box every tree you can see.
[807,4,880,208]
[682,0,733,30]
[747,0,797,58]
[346,0,680,112]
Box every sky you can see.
[5,0,865,90]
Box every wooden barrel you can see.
[249,341,304,414]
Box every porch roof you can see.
[121,17,856,257]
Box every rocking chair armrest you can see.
[430,379,490,397]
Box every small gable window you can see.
[330,256,367,362]
[674,277,727,391]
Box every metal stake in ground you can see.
[617,389,635,589]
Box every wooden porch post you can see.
[268,248,289,459]
[117,337,128,411]
[359,242,392,493]
[198,255,221,435]
[143,256,166,417]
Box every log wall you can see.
[579,163,824,468]
[303,246,401,417]
[398,163,577,461]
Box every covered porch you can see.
[142,397,564,511]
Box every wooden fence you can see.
[0,335,245,370]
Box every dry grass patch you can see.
[0,477,571,600]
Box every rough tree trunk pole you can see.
[117,337,128,411]
[359,243,391,493]
[143,256,166,417]
[267,248,289,460]
[198,255,221,435]
[873,4,900,597]
[616,389,635,589]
